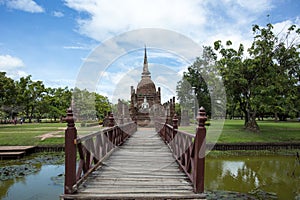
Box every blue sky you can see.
[0,0,300,102]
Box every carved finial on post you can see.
[109,113,115,127]
[194,106,207,193]
[133,115,137,124]
[173,114,178,130]
[197,106,207,127]
[66,108,75,128]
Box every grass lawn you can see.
[179,119,300,143]
[0,122,105,146]
[0,120,299,146]
[0,123,66,146]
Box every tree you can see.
[176,78,194,113]
[177,46,221,118]
[72,88,96,121]
[16,76,46,122]
[214,23,300,131]
[256,24,300,120]
[42,87,72,121]
[0,72,110,123]
[95,93,111,120]
[214,41,260,130]
[72,88,111,121]
[0,72,17,119]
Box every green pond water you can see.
[205,152,300,199]
[0,152,299,200]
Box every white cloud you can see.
[6,70,29,80]
[0,54,25,68]
[63,45,89,50]
[63,42,96,50]
[43,79,75,89]
[53,11,64,17]
[273,19,300,43]
[235,0,273,13]
[64,0,207,42]
[0,54,28,79]
[5,0,44,13]
[97,69,140,102]
[65,0,300,104]
[64,0,275,45]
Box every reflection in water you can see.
[222,161,260,188]
[1,165,64,200]
[206,154,300,200]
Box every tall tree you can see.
[16,76,46,122]
[0,72,17,119]
[43,87,72,121]
[94,93,111,120]
[72,88,111,121]
[176,78,195,112]
[177,46,221,118]
[214,23,300,131]
[72,88,97,121]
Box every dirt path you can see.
[35,128,65,141]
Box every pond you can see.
[205,152,300,199]
[0,151,299,200]
[1,165,64,200]
[0,153,65,200]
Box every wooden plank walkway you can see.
[0,146,35,152]
[0,146,35,159]
[62,128,206,199]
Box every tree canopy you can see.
[0,73,112,123]
[177,23,300,132]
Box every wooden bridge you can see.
[61,107,207,200]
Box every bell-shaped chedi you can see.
[129,47,162,127]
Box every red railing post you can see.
[108,113,115,151]
[172,114,178,139]
[120,114,124,125]
[109,113,115,127]
[193,106,207,193]
[64,108,77,194]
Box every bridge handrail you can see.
[76,123,132,143]
[155,107,207,193]
[64,109,137,194]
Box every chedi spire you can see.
[142,46,151,78]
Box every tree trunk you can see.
[245,111,260,132]
[242,109,248,126]
[230,106,235,120]
[274,112,278,121]
[25,108,30,123]
[29,106,35,123]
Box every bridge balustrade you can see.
[64,109,137,194]
[155,107,207,193]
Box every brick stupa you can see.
[129,47,162,127]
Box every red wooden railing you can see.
[156,107,207,193]
[64,109,137,194]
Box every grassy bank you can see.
[179,119,300,143]
[0,122,104,146]
[0,120,299,146]
[0,123,65,146]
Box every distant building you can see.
[129,47,163,127]
[129,47,176,127]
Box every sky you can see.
[0,0,300,103]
